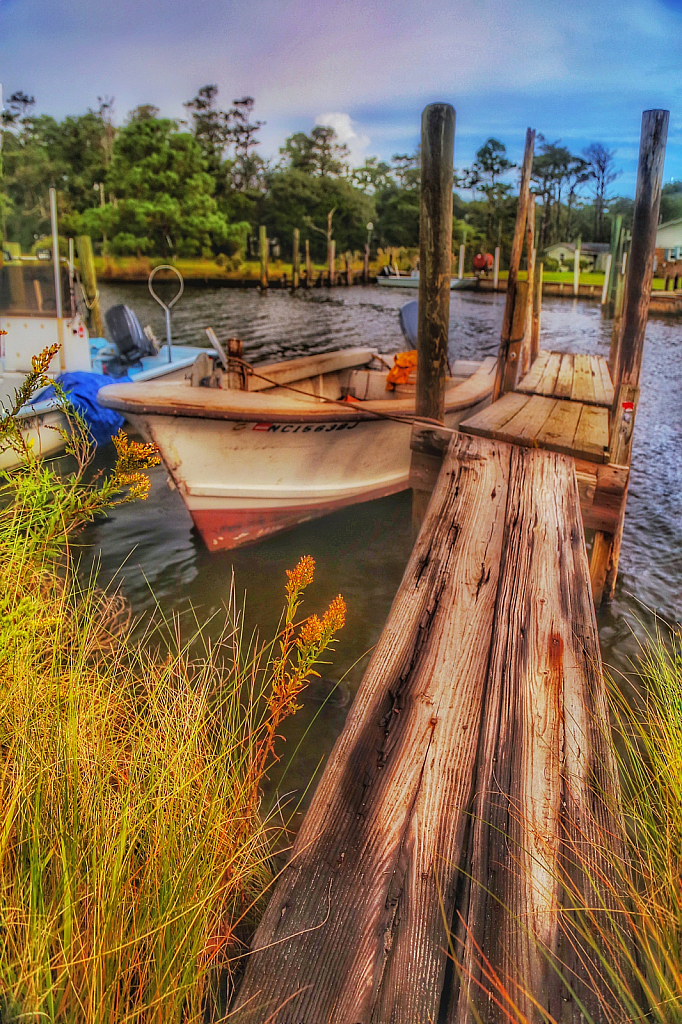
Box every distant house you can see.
[543,242,610,272]
[655,218,682,271]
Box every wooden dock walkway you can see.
[231,107,668,1022]
[232,434,629,1024]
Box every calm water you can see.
[83,282,682,820]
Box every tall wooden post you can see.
[607,214,622,306]
[591,109,669,606]
[328,239,336,286]
[458,243,465,280]
[364,242,370,283]
[345,251,353,286]
[613,109,669,389]
[292,228,300,292]
[76,235,103,337]
[259,225,269,291]
[305,238,312,288]
[493,128,535,400]
[410,103,455,528]
[520,199,536,376]
[531,260,543,364]
[600,253,612,304]
[493,246,500,289]
[573,237,581,296]
[415,103,455,423]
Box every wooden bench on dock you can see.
[232,433,629,1024]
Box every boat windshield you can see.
[0,264,71,318]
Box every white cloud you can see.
[314,112,370,165]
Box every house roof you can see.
[658,217,682,230]
[543,242,609,255]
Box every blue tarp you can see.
[42,372,132,447]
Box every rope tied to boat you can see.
[223,354,458,435]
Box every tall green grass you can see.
[0,348,345,1021]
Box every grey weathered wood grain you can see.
[451,448,572,1023]
[231,433,510,1024]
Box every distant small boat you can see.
[377,273,480,291]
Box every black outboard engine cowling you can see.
[104,304,157,376]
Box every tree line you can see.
[3,86,671,266]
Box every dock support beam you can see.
[591,109,669,604]
[411,102,456,527]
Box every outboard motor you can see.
[104,304,158,377]
[398,299,418,349]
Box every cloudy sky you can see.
[2,0,681,193]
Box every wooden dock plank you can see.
[536,398,583,452]
[571,353,596,404]
[536,351,562,395]
[515,351,614,407]
[554,352,574,398]
[590,354,608,405]
[462,393,609,463]
[598,355,615,406]
[496,393,555,441]
[451,448,573,1022]
[517,350,551,393]
[573,403,610,462]
[231,434,511,1024]
[458,390,529,438]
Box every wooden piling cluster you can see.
[590,108,669,599]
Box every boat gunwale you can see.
[98,357,496,424]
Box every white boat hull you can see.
[125,398,489,550]
[100,349,496,551]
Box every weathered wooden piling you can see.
[493,128,535,399]
[259,225,268,291]
[305,238,312,288]
[364,242,370,283]
[410,102,455,526]
[345,250,352,286]
[415,103,456,423]
[328,238,336,286]
[75,234,103,337]
[520,198,536,376]
[531,259,543,363]
[573,235,581,296]
[591,109,669,602]
[291,228,300,292]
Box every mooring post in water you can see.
[520,198,536,376]
[493,245,500,289]
[606,213,622,307]
[259,225,269,291]
[493,128,535,400]
[591,109,669,606]
[409,102,456,528]
[531,259,543,364]
[328,238,336,286]
[573,236,581,296]
[305,238,312,288]
[291,228,300,292]
[364,242,370,283]
[76,234,104,337]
